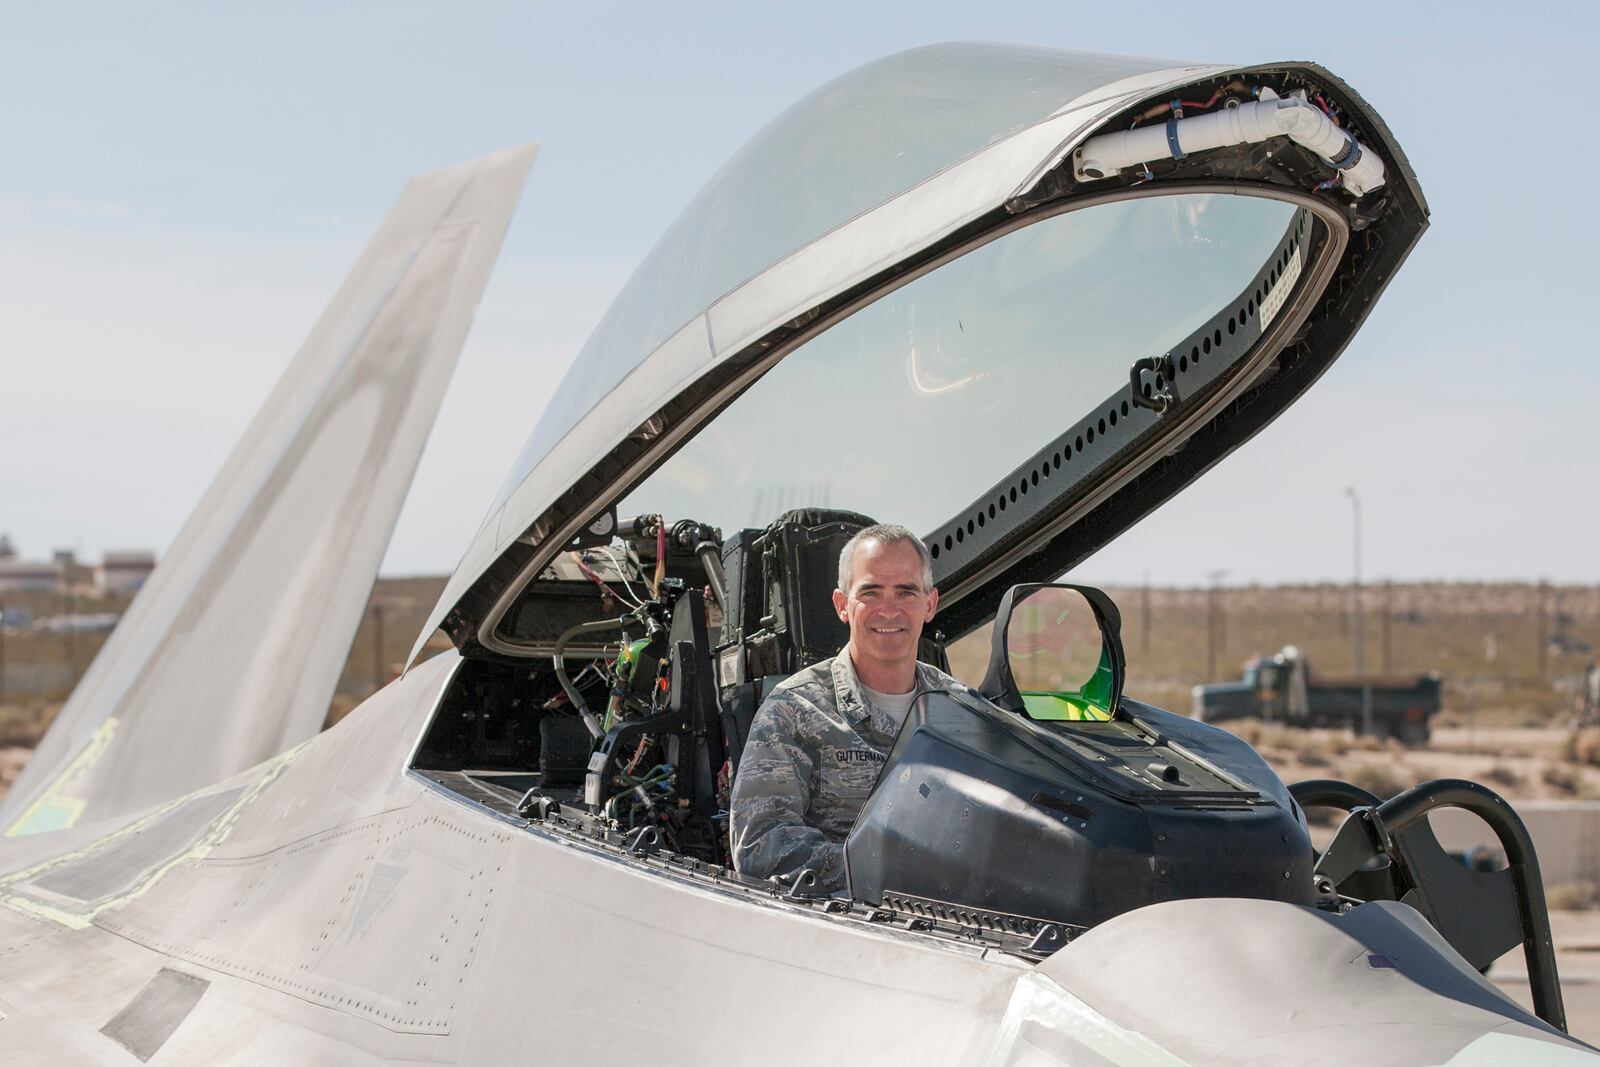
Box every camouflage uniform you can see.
[729,652,970,894]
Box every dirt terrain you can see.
[1236,723,1600,806]
[5,574,1600,826]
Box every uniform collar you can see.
[829,652,871,726]
[831,650,938,726]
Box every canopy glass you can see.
[490,44,1176,513]
[619,192,1297,538]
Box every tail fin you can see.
[1,145,537,834]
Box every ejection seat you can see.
[716,508,875,781]
[715,507,950,783]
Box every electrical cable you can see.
[624,734,652,775]
[602,547,647,608]
[652,523,668,599]
[571,551,625,604]
[541,661,604,710]
[554,616,626,737]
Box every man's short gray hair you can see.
[837,524,934,594]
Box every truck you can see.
[1192,645,1442,744]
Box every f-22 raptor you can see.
[2,42,1592,1066]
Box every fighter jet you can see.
[2,43,1592,1066]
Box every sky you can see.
[3,2,1596,591]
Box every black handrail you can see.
[1289,778,1381,812]
[1292,777,1566,1032]
[1373,779,1565,1033]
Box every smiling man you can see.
[729,524,971,894]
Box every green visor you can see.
[1018,644,1117,721]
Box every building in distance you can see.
[96,551,156,594]
[0,535,155,595]
[0,535,64,593]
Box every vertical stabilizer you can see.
[2,145,537,834]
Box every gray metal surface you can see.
[100,968,209,1062]
[0,658,1595,1064]
[1001,897,1588,1065]
[0,658,1023,1062]
[1,145,536,836]
[29,788,243,904]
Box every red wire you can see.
[625,735,651,775]
[572,552,621,601]
[652,524,667,598]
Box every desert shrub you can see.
[1569,729,1600,768]
[0,703,54,749]
[1295,740,1332,768]
[1546,881,1599,911]
[1348,762,1407,801]
[1484,763,1522,787]
[1543,762,1581,794]
[1349,732,1385,753]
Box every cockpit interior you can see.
[412,84,1338,910]
[412,161,1333,928]
[411,503,1318,932]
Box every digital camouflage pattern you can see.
[729,652,972,893]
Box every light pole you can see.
[1346,487,1372,736]
[1207,569,1228,682]
[1141,569,1150,654]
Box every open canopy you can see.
[415,42,1426,662]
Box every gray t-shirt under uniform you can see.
[859,682,916,728]
[728,651,975,893]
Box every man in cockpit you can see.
[729,524,970,894]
